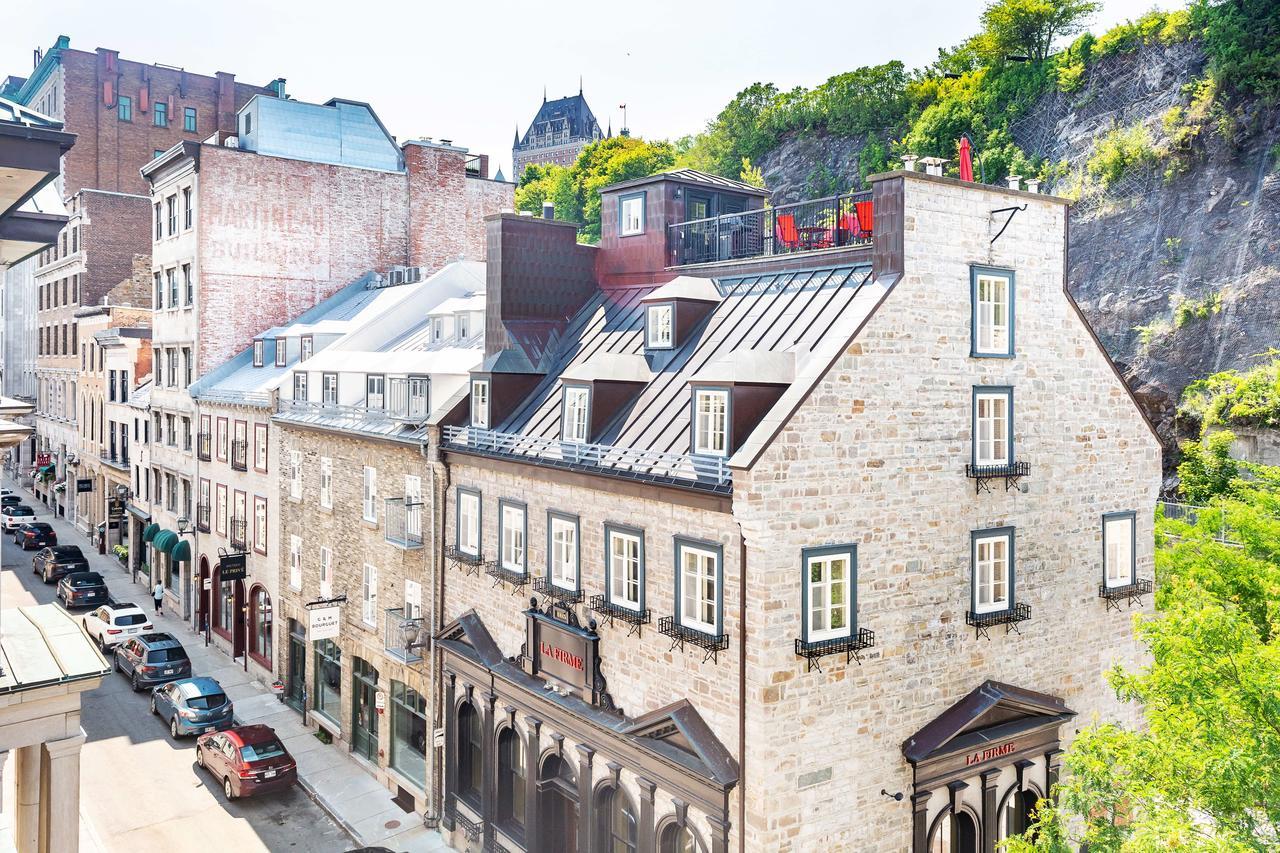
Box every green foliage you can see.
[978,0,1101,63]
[1180,357,1280,432]
[738,157,765,189]
[1193,0,1280,100]
[1085,123,1156,188]
[1160,236,1183,265]
[1177,430,1241,503]
[1172,290,1223,328]
[1133,316,1172,350]
[1055,9,1194,92]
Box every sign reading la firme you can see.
[965,741,1017,767]
[523,606,599,701]
[310,606,341,641]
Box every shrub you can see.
[1172,290,1222,328]
[1086,123,1156,188]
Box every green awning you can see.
[170,538,191,562]
[153,529,178,554]
[142,523,160,543]
[37,464,55,474]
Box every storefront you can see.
[438,602,738,853]
[902,682,1073,853]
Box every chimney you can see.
[901,154,918,172]
[542,201,554,220]
[1025,178,1040,194]
[920,157,947,177]
[1006,175,1022,191]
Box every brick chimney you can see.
[215,72,237,133]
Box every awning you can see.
[152,529,178,555]
[170,539,191,562]
[37,464,55,475]
[141,523,159,543]
[126,504,151,522]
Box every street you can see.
[0,495,351,853]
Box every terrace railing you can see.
[384,497,425,549]
[274,398,431,437]
[197,432,212,462]
[1159,500,1240,546]
[667,191,872,267]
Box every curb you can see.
[296,772,365,848]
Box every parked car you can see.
[33,545,87,583]
[15,522,57,550]
[195,725,297,800]
[81,601,152,649]
[1,494,21,506]
[56,571,107,609]
[1,504,36,531]
[151,677,235,738]
[113,633,191,691]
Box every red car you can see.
[195,725,297,800]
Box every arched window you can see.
[250,586,272,663]
[496,727,525,830]
[457,702,482,804]
[927,809,979,853]
[659,823,706,853]
[997,788,1039,841]
[598,787,637,853]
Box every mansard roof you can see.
[517,93,601,148]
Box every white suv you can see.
[82,602,153,650]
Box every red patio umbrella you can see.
[959,136,974,182]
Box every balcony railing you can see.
[196,503,211,533]
[966,602,1031,640]
[667,191,872,267]
[230,440,248,471]
[230,517,247,549]
[101,451,130,471]
[1158,500,1240,546]
[384,497,425,549]
[442,426,730,494]
[197,432,211,461]
[384,607,427,663]
[274,398,431,437]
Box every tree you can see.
[1178,430,1241,504]
[738,157,765,188]
[980,0,1101,63]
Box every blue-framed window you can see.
[972,386,1014,468]
[153,101,168,127]
[561,383,590,444]
[691,386,731,457]
[971,527,1015,615]
[499,500,527,575]
[457,487,482,556]
[184,107,198,132]
[548,510,580,592]
[675,537,723,636]
[645,303,674,350]
[1102,511,1136,589]
[801,544,857,643]
[971,266,1015,358]
[619,191,646,237]
[118,95,132,122]
[605,523,645,613]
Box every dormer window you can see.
[275,338,287,367]
[457,314,469,340]
[366,374,385,410]
[692,388,729,456]
[619,192,645,236]
[433,318,443,341]
[471,379,490,429]
[301,335,313,361]
[252,340,263,367]
[561,385,590,443]
[646,304,673,349]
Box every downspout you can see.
[425,428,449,825]
[737,529,747,853]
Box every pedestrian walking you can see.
[153,580,165,615]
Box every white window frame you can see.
[300,336,313,361]
[973,388,1013,468]
[404,474,422,539]
[804,546,854,643]
[366,374,385,410]
[972,529,1013,615]
[404,579,422,620]
[607,526,643,612]
[972,267,1014,357]
[289,535,302,591]
[500,501,526,574]
[319,546,333,599]
[619,192,645,236]
[1103,512,1136,589]
[562,385,590,444]
[457,489,480,556]
[362,466,377,523]
[646,303,673,349]
[321,372,338,405]
[274,338,287,367]
[471,379,490,429]
[252,339,263,367]
[549,513,579,591]
[693,388,730,457]
[289,449,302,500]
[319,457,333,509]
[362,563,378,626]
[678,540,720,636]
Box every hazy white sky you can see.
[3,0,1171,177]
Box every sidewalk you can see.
[7,478,451,853]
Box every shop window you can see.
[250,586,272,663]
[497,727,526,832]
[312,639,341,725]
[660,824,707,853]
[457,701,482,806]
[929,809,979,853]
[597,787,638,853]
[390,681,427,787]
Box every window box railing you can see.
[444,544,491,576]
[658,616,728,664]
[794,627,876,672]
[384,607,427,663]
[485,562,531,592]
[1099,578,1153,612]
[589,595,651,637]
[532,576,583,605]
[442,425,730,493]
[196,503,211,533]
[230,439,248,471]
[384,497,425,549]
[965,602,1031,640]
[197,432,212,461]
[667,191,872,267]
[230,517,248,549]
[964,460,1029,495]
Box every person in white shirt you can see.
[153,580,165,615]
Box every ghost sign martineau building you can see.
[428,164,1160,853]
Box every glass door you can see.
[352,657,379,761]
[285,620,306,712]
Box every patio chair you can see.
[775,214,800,252]
[855,201,874,237]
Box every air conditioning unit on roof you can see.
[405,267,422,283]
[223,136,239,149]
[389,269,405,285]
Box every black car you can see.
[56,571,108,609]
[14,522,56,550]
[33,545,89,583]
[114,633,192,691]
[1,494,21,506]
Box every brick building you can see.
[512,89,605,178]
[425,167,1161,853]
[97,320,151,555]
[139,94,510,621]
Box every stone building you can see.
[429,167,1161,853]
[512,88,605,178]
[139,94,510,619]
[271,261,485,827]
[96,319,150,554]
[124,377,154,582]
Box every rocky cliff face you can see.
[755,41,1280,450]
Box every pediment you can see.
[902,681,1076,764]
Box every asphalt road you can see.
[0,513,351,853]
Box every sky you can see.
[2,0,1172,178]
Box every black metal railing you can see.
[444,544,491,576]
[230,517,247,549]
[1099,577,1153,612]
[667,191,872,267]
[196,503,211,533]
[197,432,212,461]
[532,576,584,605]
[966,602,1032,640]
[794,628,876,672]
[485,562,531,592]
[384,497,425,549]
[230,439,248,471]
[589,595,651,637]
[964,460,1030,495]
[658,616,728,664]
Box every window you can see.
[973,387,1013,468]
[251,587,271,662]
[182,416,192,451]
[289,449,302,500]
[166,195,177,236]
[167,267,178,306]
[243,112,252,135]
[661,825,707,853]
[183,186,193,229]
[153,272,163,309]
[216,418,228,460]
[254,423,268,471]
[312,638,340,723]
[457,489,480,556]
[646,303,673,349]
[182,263,193,305]
[319,457,333,509]
[561,385,590,443]
[802,545,855,642]
[182,347,192,387]
[153,203,162,241]
[361,564,378,626]
[366,374,385,409]
[183,106,197,132]
[153,101,168,127]
[408,376,429,420]
[289,535,302,590]
[390,681,427,787]
[497,727,526,830]
[252,340,264,367]
[215,485,227,536]
[254,496,268,555]
[457,702,482,805]
[693,388,729,456]
[1103,511,1136,589]
[471,379,489,428]
[606,525,644,612]
[457,314,469,339]
[499,501,526,574]
[598,788,638,853]
[300,335,313,361]
[432,318,443,341]
[548,512,579,591]
[677,539,721,636]
[293,372,308,401]
[362,466,377,522]
[272,339,286,367]
[319,546,333,598]
[972,528,1014,615]
[322,372,338,405]
[972,266,1015,357]
[118,95,132,121]
[619,191,645,236]
[404,475,423,541]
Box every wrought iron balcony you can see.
[101,451,130,471]
[230,439,248,471]
[589,595,651,637]
[444,544,491,576]
[794,627,876,672]
[384,607,427,663]
[229,517,248,549]
[485,562,531,592]
[197,432,212,461]
[384,497,425,549]
[667,191,872,267]
[1099,577,1153,612]
[964,460,1029,494]
[658,616,728,664]
[532,576,583,605]
[196,503,211,533]
[965,602,1031,640]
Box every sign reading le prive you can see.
[310,607,341,641]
